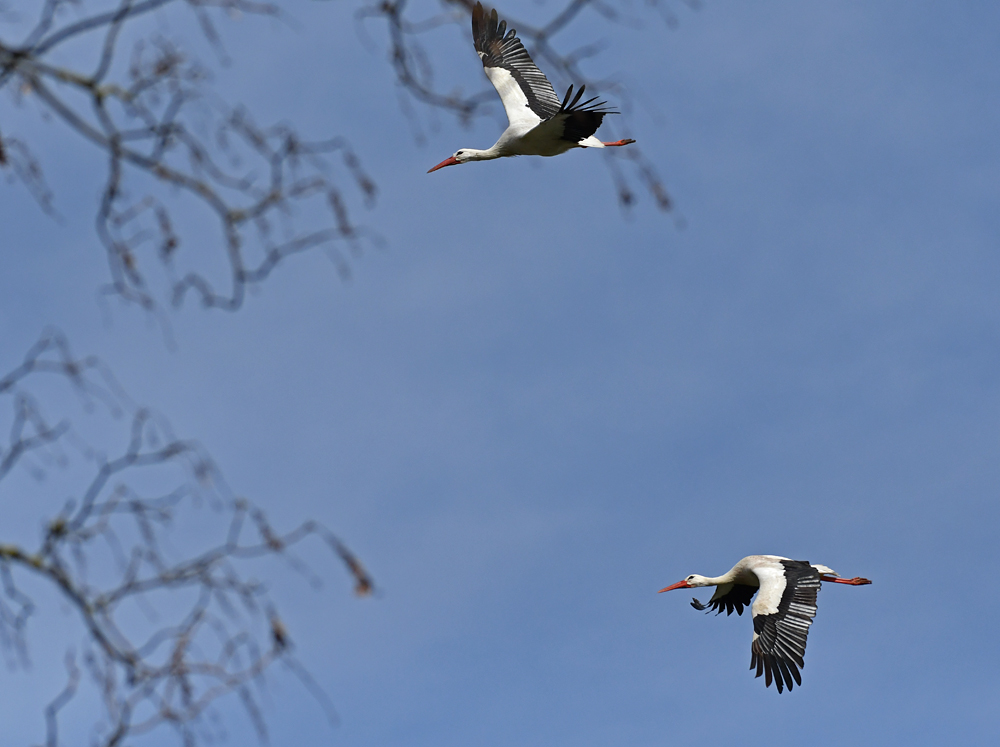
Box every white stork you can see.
[659,555,871,693]
[427,3,635,173]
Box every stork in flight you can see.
[659,555,872,693]
[427,3,636,173]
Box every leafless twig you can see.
[0,329,372,746]
[2,0,688,320]
[1,1,377,315]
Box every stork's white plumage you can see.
[659,555,871,693]
[428,3,635,173]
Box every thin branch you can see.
[0,330,373,746]
[2,0,377,315]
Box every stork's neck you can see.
[704,563,753,587]
[464,145,502,162]
[704,571,738,586]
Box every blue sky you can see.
[2,1,999,745]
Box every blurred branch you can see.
[1,0,377,315]
[359,0,692,212]
[1,0,689,319]
[0,329,372,746]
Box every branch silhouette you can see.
[0,330,373,746]
[1,0,377,315]
[1,1,687,321]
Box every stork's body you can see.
[428,3,635,172]
[659,555,871,693]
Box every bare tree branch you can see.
[1,0,689,323]
[1,1,377,315]
[0,329,372,746]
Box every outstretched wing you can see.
[749,559,821,693]
[550,84,617,144]
[472,3,561,127]
[517,84,619,151]
[691,582,757,616]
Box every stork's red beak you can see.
[658,580,691,593]
[427,156,460,173]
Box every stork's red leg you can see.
[820,575,872,585]
[602,139,636,147]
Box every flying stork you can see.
[659,555,871,693]
[427,3,636,173]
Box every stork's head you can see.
[658,574,713,592]
[427,149,479,173]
